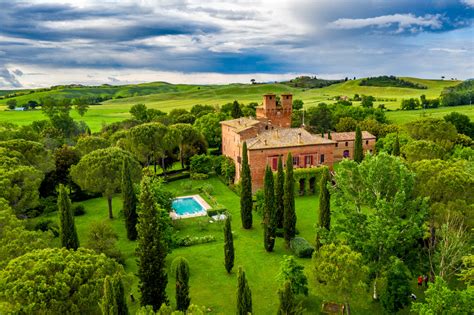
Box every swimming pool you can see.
[171,195,211,219]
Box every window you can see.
[320,154,325,163]
[272,157,278,170]
[345,141,348,146]
[293,156,300,166]
[237,156,241,163]
[366,140,369,145]
[343,150,350,158]
[335,143,338,147]
[305,155,313,166]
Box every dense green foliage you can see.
[101,274,129,315]
[353,126,363,163]
[240,141,253,229]
[277,255,309,296]
[236,267,252,315]
[283,76,344,89]
[58,184,79,250]
[122,158,139,240]
[277,281,304,315]
[224,215,235,273]
[316,167,331,249]
[263,165,276,252]
[284,153,296,244]
[380,258,411,313]
[441,80,474,106]
[175,257,191,312]
[360,76,427,89]
[275,156,285,228]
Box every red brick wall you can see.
[333,138,376,162]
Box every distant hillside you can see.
[440,79,474,106]
[360,76,427,89]
[281,76,344,89]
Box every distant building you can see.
[14,107,25,111]
[221,94,376,191]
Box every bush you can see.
[190,154,213,175]
[190,172,209,180]
[290,237,314,258]
[254,190,265,216]
[38,196,58,215]
[73,204,86,216]
[175,235,216,247]
[34,219,60,237]
[221,156,236,185]
[207,207,227,217]
[199,183,214,195]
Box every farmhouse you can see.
[221,93,376,190]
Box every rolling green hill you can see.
[0,77,466,131]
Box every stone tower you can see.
[256,93,292,128]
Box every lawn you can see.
[30,176,388,314]
[386,105,474,124]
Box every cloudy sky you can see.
[0,0,473,88]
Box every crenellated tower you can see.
[256,93,292,128]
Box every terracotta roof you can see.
[220,117,265,133]
[247,128,335,150]
[328,131,376,141]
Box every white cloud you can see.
[328,14,443,31]
[429,47,469,53]
[461,0,474,7]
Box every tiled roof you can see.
[247,128,335,150]
[220,117,264,133]
[328,131,376,141]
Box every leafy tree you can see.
[236,267,252,315]
[405,118,457,148]
[263,165,276,252]
[86,220,123,263]
[130,103,149,122]
[361,95,375,108]
[412,277,473,314]
[136,177,168,310]
[75,103,89,117]
[240,141,253,229]
[0,248,123,314]
[231,100,243,118]
[380,257,411,313]
[402,140,446,163]
[190,104,215,118]
[224,215,235,273]
[58,184,79,250]
[335,116,358,132]
[393,133,400,156]
[122,158,138,240]
[353,126,363,163]
[316,167,330,249]
[70,147,141,219]
[175,257,191,312]
[306,103,333,133]
[277,281,304,315]
[172,123,207,168]
[312,244,368,309]
[194,112,227,148]
[277,255,308,296]
[75,136,109,156]
[284,153,296,244]
[0,139,55,173]
[129,122,168,173]
[444,111,474,138]
[6,99,17,110]
[292,99,304,111]
[275,156,285,229]
[101,274,129,315]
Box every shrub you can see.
[199,183,214,195]
[190,173,209,180]
[290,237,314,258]
[38,196,58,214]
[34,219,60,237]
[73,204,86,216]
[207,207,227,217]
[175,235,216,247]
[221,156,236,185]
[190,154,213,175]
[254,189,265,216]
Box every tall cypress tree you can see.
[283,153,296,245]
[263,165,276,252]
[240,141,253,229]
[236,267,252,315]
[316,167,331,250]
[231,100,243,118]
[224,216,235,273]
[354,126,364,163]
[393,133,400,156]
[175,257,191,312]
[113,274,129,315]
[275,156,285,229]
[58,184,79,250]
[136,177,168,310]
[100,274,129,315]
[122,159,138,241]
[277,281,302,315]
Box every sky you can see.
[0,0,473,88]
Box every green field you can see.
[0,78,465,131]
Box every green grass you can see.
[30,177,386,314]
[387,105,474,124]
[0,78,464,131]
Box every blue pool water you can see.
[172,197,206,216]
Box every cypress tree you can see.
[240,141,253,229]
[113,274,129,315]
[354,126,364,163]
[231,100,243,118]
[277,281,301,315]
[136,177,168,310]
[236,267,252,315]
[316,167,331,250]
[393,133,400,156]
[100,274,129,315]
[224,216,235,273]
[263,165,276,252]
[275,156,284,229]
[175,257,191,312]
[122,159,138,241]
[58,184,79,250]
[283,153,296,245]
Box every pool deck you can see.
[170,194,212,220]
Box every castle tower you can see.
[256,93,292,128]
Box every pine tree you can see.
[316,167,331,250]
[100,274,129,315]
[284,153,296,245]
[231,100,243,118]
[58,184,79,250]
[236,267,252,315]
[263,165,276,252]
[175,257,191,312]
[275,156,284,229]
[122,159,138,241]
[240,141,253,229]
[136,177,168,310]
[354,126,364,163]
[393,133,400,156]
[277,281,303,315]
[224,215,235,273]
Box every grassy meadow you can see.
[0,78,465,131]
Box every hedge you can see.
[274,166,327,196]
[290,237,314,258]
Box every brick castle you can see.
[221,94,376,190]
